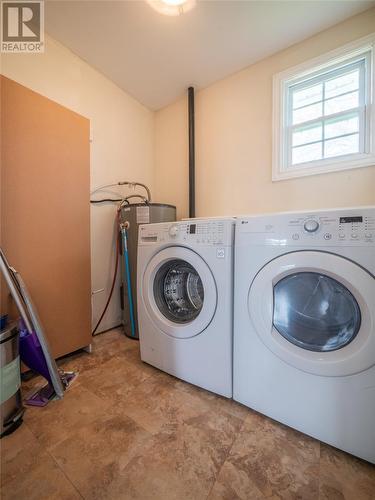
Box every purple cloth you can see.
[19,327,52,384]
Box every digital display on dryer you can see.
[339,216,363,223]
[189,224,196,234]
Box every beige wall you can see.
[1,35,155,332]
[155,8,375,220]
[2,8,375,331]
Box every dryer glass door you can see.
[273,272,361,352]
[248,251,375,376]
[153,259,204,324]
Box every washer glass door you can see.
[142,246,217,339]
[153,259,204,324]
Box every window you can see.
[273,35,375,181]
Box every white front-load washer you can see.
[234,207,375,463]
[137,218,234,397]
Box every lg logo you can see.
[1,1,44,52]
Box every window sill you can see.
[272,153,375,181]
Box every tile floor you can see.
[1,328,375,500]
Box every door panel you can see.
[1,76,91,358]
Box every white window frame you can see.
[272,33,375,181]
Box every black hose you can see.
[90,199,123,204]
[188,86,195,218]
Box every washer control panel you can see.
[168,224,179,237]
[139,219,234,246]
[303,219,320,233]
[238,208,375,246]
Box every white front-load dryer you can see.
[137,218,234,397]
[234,207,375,463]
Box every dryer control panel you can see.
[237,207,375,246]
[139,220,234,246]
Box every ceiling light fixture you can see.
[147,0,196,16]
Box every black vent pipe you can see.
[188,86,195,218]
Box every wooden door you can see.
[1,76,91,358]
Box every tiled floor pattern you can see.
[1,328,374,500]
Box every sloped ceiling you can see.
[46,0,375,110]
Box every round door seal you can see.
[142,246,217,339]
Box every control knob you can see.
[304,219,319,233]
[169,225,179,237]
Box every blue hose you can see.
[121,227,136,338]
